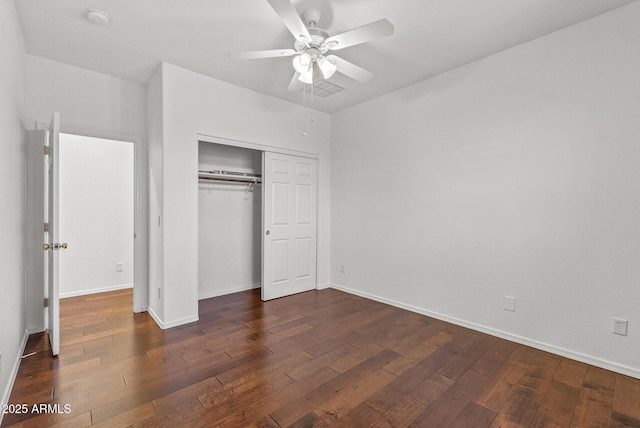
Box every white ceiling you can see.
[14,0,638,113]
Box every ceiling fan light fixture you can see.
[228,1,392,92]
[292,53,311,74]
[318,56,337,79]
[298,67,313,84]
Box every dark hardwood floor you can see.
[3,288,640,427]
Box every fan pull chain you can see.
[302,77,307,136]
[310,74,315,123]
[301,62,315,137]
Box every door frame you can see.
[198,134,319,160]
[38,123,147,313]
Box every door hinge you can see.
[44,145,49,156]
[43,298,48,308]
[44,222,49,233]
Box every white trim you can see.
[316,283,331,290]
[330,283,640,380]
[162,315,200,330]
[199,283,261,301]
[27,326,45,335]
[147,306,163,329]
[59,283,133,299]
[147,307,199,330]
[0,330,29,426]
[198,134,319,159]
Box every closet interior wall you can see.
[198,142,262,299]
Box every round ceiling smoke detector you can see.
[87,9,110,25]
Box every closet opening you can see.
[198,142,262,299]
[197,135,319,304]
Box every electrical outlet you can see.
[504,296,516,312]
[116,263,124,272]
[612,318,628,336]
[340,264,346,274]
[157,286,161,300]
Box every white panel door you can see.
[262,152,317,300]
[45,113,63,356]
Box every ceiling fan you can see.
[229,0,394,92]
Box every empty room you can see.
[1,0,639,427]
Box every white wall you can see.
[0,0,26,414]
[331,2,640,378]
[198,143,262,299]
[25,55,149,312]
[25,55,147,138]
[150,63,331,328]
[59,134,134,297]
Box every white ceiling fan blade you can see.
[325,19,394,50]
[228,49,296,60]
[287,72,303,92]
[266,0,312,44]
[326,55,374,82]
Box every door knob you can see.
[44,243,69,250]
[266,230,270,235]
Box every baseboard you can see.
[198,283,261,300]
[198,282,331,299]
[162,315,200,330]
[134,306,148,314]
[330,283,640,380]
[147,306,199,330]
[27,327,45,335]
[0,330,29,426]
[316,282,332,290]
[60,283,133,299]
[147,306,163,329]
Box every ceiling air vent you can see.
[303,80,344,98]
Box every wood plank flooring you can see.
[3,288,640,427]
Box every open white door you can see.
[262,152,318,301]
[44,113,63,356]
[25,129,47,333]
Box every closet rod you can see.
[199,169,261,178]
[198,169,262,184]
[198,175,262,184]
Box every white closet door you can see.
[262,152,317,301]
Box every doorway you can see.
[58,133,134,301]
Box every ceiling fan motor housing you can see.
[294,27,330,54]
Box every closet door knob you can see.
[266,230,270,236]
